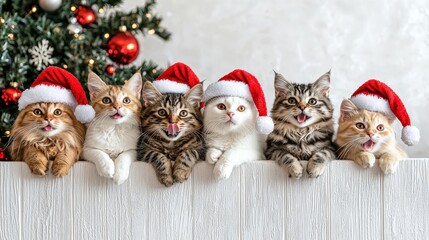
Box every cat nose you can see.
[298,105,306,110]
[227,112,235,118]
[368,132,374,137]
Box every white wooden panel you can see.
[330,160,382,240]
[285,161,330,240]
[241,161,285,240]
[0,162,21,240]
[383,159,429,240]
[193,162,241,240]
[21,162,73,240]
[146,162,193,240]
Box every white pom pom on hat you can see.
[18,66,95,123]
[350,79,420,146]
[203,69,274,134]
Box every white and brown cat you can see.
[82,70,142,185]
[336,99,407,174]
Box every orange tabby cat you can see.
[336,99,407,174]
[8,102,85,176]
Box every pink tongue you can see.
[167,123,180,135]
[43,125,53,132]
[297,114,307,123]
[112,113,122,119]
[363,140,374,151]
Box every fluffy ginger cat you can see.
[336,99,407,174]
[8,102,85,176]
[82,70,142,185]
[204,96,266,180]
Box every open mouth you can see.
[295,113,310,124]
[362,140,375,151]
[163,130,180,138]
[42,125,55,132]
[111,113,123,119]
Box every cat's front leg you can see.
[23,146,49,176]
[307,149,334,178]
[51,150,78,177]
[212,149,255,180]
[173,150,200,183]
[206,147,222,164]
[355,152,376,169]
[379,152,400,174]
[141,150,174,187]
[82,148,115,178]
[270,149,303,179]
[113,150,137,185]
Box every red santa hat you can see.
[203,69,274,134]
[350,79,419,146]
[18,66,95,123]
[153,62,200,94]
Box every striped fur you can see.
[265,71,336,178]
[138,82,204,187]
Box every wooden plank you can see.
[383,159,429,240]
[146,162,193,240]
[193,162,241,240]
[0,162,21,240]
[330,160,382,240]
[21,162,73,240]
[285,161,330,240]
[241,161,285,240]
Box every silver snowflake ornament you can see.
[28,39,54,71]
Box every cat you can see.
[138,81,204,187]
[265,71,336,178]
[336,99,407,174]
[8,102,85,176]
[204,96,265,180]
[81,70,142,185]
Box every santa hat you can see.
[203,69,274,134]
[18,66,95,123]
[350,79,419,146]
[153,62,200,94]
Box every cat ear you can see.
[340,99,358,121]
[185,83,203,108]
[87,70,107,99]
[142,81,162,107]
[274,71,293,96]
[313,71,331,97]
[124,70,143,99]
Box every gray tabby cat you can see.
[265,71,336,178]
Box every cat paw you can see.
[96,161,115,178]
[159,175,174,187]
[213,163,233,180]
[173,168,192,183]
[113,170,129,185]
[379,160,399,175]
[51,163,72,177]
[206,148,222,164]
[356,154,376,169]
[286,163,303,179]
[307,163,326,178]
[28,163,48,176]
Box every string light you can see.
[70,5,76,12]
[145,13,152,18]
[98,8,104,14]
[148,29,155,35]
[73,33,79,38]
[104,33,110,39]
[152,69,157,73]
[7,33,15,40]
[0,17,4,24]
[31,6,37,13]
[63,64,68,69]
[131,23,138,29]
[88,59,95,67]
[4,131,10,137]
[119,25,127,32]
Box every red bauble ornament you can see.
[0,148,10,161]
[106,31,140,65]
[105,65,116,75]
[74,5,96,26]
[1,87,22,106]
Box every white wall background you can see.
[121,0,428,157]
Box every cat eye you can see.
[237,106,246,112]
[355,122,365,129]
[33,109,43,115]
[308,98,317,105]
[122,97,131,104]
[287,98,297,105]
[53,109,62,116]
[217,103,226,110]
[179,110,188,117]
[102,97,112,104]
[377,124,384,131]
[158,109,167,117]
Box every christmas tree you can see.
[0,0,171,158]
